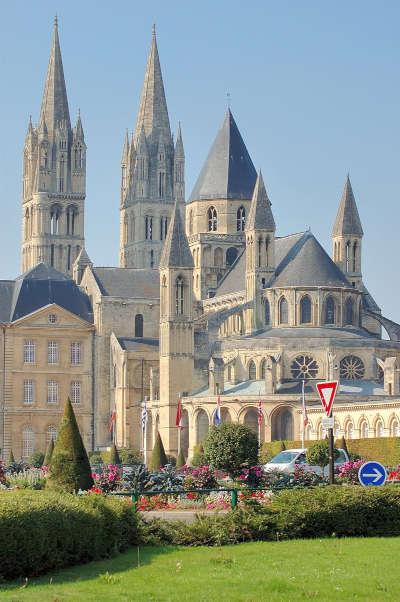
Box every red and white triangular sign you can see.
[316,381,338,417]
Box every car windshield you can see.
[269,451,299,464]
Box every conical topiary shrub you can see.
[149,432,168,471]
[337,435,349,457]
[191,443,205,467]
[279,440,286,452]
[43,438,54,467]
[109,442,121,465]
[8,449,15,465]
[46,398,93,493]
[176,449,186,468]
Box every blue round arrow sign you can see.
[358,461,387,487]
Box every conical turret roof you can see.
[333,175,363,237]
[189,109,257,201]
[159,202,194,269]
[39,17,71,134]
[246,171,275,231]
[134,27,171,147]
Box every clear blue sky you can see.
[0,1,399,319]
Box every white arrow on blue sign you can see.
[358,461,387,486]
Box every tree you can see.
[336,435,349,457]
[43,438,55,466]
[191,443,205,467]
[306,441,339,476]
[203,423,259,477]
[109,442,121,465]
[29,450,44,468]
[279,440,286,452]
[46,398,93,493]
[176,449,186,468]
[7,450,15,466]
[149,432,168,471]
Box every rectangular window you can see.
[48,341,59,364]
[47,380,59,404]
[71,342,81,365]
[22,428,34,458]
[23,340,35,364]
[23,380,34,404]
[70,381,81,404]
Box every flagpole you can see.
[177,393,182,456]
[143,397,147,467]
[258,390,261,446]
[301,378,305,447]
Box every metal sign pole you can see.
[328,409,335,485]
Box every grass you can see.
[1,538,400,601]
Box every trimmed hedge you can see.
[0,490,138,580]
[261,437,400,465]
[139,486,400,546]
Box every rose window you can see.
[290,355,319,380]
[340,355,365,380]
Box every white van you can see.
[263,448,349,476]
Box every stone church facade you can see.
[1,20,400,461]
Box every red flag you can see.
[108,409,116,433]
[176,397,183,429]
[257,399,263,426]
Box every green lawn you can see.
[1,538,399,601]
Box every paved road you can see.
[142,510,229,523]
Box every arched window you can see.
[226,247,238,266]
[248,360,256,380]
[300,296,312,324]
[175,277,184,315]
[375,419,384,438]
[161,275,167,315]
[46,425,57,445]
[265,237,270,266]
[345,297,354,325]
[391,418,400,437]
[189,210,193,234]
[66,205,78,235]
[207,206,217,231]
[345,240,350,272]
[264,299,270,325]
[150,249,154,268]
[214,247,223,267]
[50,244,55,267]
[345,421,354,439]
[50,205,60,235]
[67,244,71,271]
[258,238,262,267]
[196,409,209,443]
[325,296,335,325]
[279,297,288,324]
[145,216,152,240]
[135,314,143,337]
[352,242,357,272]
[244,409,259,436]
[360,420,368,438]
[236,206,246,231]
[22,426,34,459]
[260,359,266,379]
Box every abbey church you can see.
[2,20,400,461]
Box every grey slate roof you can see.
[92,267,160,299]
[332,175,363,236]
[118,337,159,351]
[272,231,350,288]
[246,171,275,231]
[39,18,71,134]
[0,263,93,323]
[189,109,257,201]
[159,202,194,269]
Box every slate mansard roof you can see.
[189,109,257,201]
[0,263,93,323]
[216,231,351,296]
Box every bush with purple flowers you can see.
[335,459,365,484]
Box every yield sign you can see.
[316,381,338,417]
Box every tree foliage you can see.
[43,439,55,467]
[149,432,168,471]
[46,398,93,493]
[29,450,44,468]
[306,441,339,474]
[203,423,259,477]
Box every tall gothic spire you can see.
[333,175,363,237]
[39,16,71,135]
[134,26,171,147]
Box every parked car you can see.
[263,448,349,475]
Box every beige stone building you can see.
[1,20,400,462]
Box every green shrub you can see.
[118,448,142,465]
[149,432,168,471]
[7,449,15,465]
[46,398,93,493]
[109,442,121,465]
[43,438,54,466]
[89,451,104,464]
[191,443,206,466]
[0,490,138,580]
[176,449,186,468]
[306,441,339,475]
[204,423,258,477]
[29,450,44,468]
